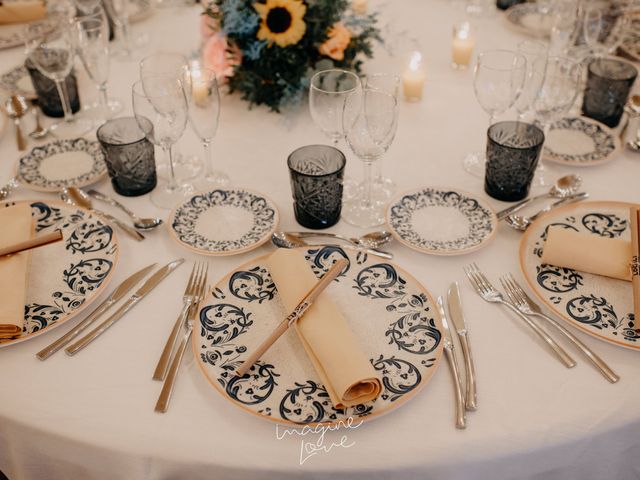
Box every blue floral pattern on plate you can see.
[387,187,497,255]
[194,246,443,426]
[520,201,638,349]
[170,189,279,256]
[17,139,107,192]
[0,200,118,347]
[543,117,619,166]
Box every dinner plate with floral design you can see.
[0,65,36,99]
[193,245,443,426]
[504,3,553,38]
[17,138,108,192]
[169,188,279,256]
[386,187,497,256]
[543,117,620,166]
[0,200,119,348]
[520,201,639,350]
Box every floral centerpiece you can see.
[201,0,381,112]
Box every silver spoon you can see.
[271,232,393,260]
[5,95,28,151]
[624,95,640,151]
[506,192,589,231]
[496,174,582,221]
[28,100,49,140]
[285,230,393,249]
[60,187,145,241]
[86,189,162,230]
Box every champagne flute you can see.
[132,80,191,208]
[74,9,122,122]
[103,0,148,59]
[463,50,526,177]
[187,67,228,189]
[342,87,399,228]
[24,23,93,138]
[140,52,200,183]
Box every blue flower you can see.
[221,0,259,36]
[243,40,266,61]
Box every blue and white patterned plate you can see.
[169,188,279,256]
[17,138,108,192]
[0,200,119,348]
[193,246,443,426]
[387,187,497,256]
[0,65,36,100]
[544,117,620,167]
[520,201,639,350]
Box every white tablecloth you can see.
[1,2,639,479]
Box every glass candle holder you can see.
[402,51,426,102]
[452,22,475,69]
[25,56,80,118]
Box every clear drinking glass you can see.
[132,80,191,208]
[363,73,400,203]
[74,9,122,122]
[515,40,548,121]
[463,50,527,177]
[583,5,630,57]
[187,67,228,190]
[103,0,147,59]
[140,52,200,183]
[549,0,579,55]
[341,88,399,228]
[24,22,93,138]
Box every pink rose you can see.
[318,22,351,61]
[202,33,241,81]
[200,13,219,40]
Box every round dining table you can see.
[0,1,639,479]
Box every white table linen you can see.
[0,2,639,479]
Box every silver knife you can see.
[447,282,477,411]
[437,296,466,430]
[36,263,158,360]
[65,259,184,355]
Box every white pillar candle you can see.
[402,51,426,102]
[452,22,475,69]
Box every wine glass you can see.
[515,40,548,121]
[363,73,400,203]
[463,50,526,177]
[103,0,148,59]
[187,67,228,190]
[583,5,630,57]
[24,23,93,138]
[132,80,191,208]
[531,55,580,185]
[140,52,200,183]
[549,0,579,55]
[74,9,122,122]
[341,88,399,228]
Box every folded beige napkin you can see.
[0,0,46,25]
[265,249,381,409]
[0,204,34,339]
[542,226,632,281]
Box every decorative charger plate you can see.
[519,201,639,350]
[193,245,443,426]
[0,200,119,348]
[386,187,497,256]
[17,138,107,192]
[504,3,554,38]
[543,117,620,167]
[169,188,279,256]
[0,65,36,99]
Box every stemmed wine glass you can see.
[309,69,361,199]
[103,0,147,59]
[74,9,122,122]
[132,79,191,208]
[342,87,399,228]
[140,52,200,183]
[24,22,93,138]
[583,5,630,58]
[463,50,526,177]
[187,67,228,190]
[531,55,580,184]
[363,73,400,203]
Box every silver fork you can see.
[501,274,619,383]
[152,262,204,381]
[155,264,208,413]
[464,263,576,368]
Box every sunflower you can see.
[254,0,306,48]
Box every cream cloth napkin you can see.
[0,204,34,339]
[542,226,632,281]
[0,0,45,25]
[265,249,381,409]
